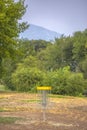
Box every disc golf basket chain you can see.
[37,86,52,121]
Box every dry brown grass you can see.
[0,92,87,130]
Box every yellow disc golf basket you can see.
[37,86,52,121]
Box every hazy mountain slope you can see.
[20,24,61,41]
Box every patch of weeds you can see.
[0,108,4,112]
[0,117,21,124]
[49,94,68,98]
[0,107,14,112]
[21,99,40,103]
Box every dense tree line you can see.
[1,30,87,96]
[0,0,87,96]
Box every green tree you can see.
[72,30,87,72]
[0,0,28,77]
[16,39,35,60]
[41,36,70,71]
[79,56,87,78]
[29,40,50,53]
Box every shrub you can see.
[43,66,70,94]
[12,67,45,92]
[3,75,15,91]
[66,73,85,96]
[43,66,85,96]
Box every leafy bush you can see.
[43,66,70,94]
[66,73,85,96]
[12,67,45,92]
[11,64,86,96]
[3,76,15,91]
[43,66,85,96]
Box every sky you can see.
[22,0,87,36]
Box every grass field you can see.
[0,91,87,130]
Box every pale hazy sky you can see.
[22,0,87,35]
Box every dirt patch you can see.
[0,92,87,130]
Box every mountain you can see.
[20,24,61,41]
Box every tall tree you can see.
[0,0,28,77]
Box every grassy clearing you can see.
[0,117,21,124]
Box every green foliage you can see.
[2,58,19,90]
[12,67,45,92]
[43,66,70,94]
[66,73,84,96]
[0,0,28,77]
[79,56,87,78]
[16,39,35,59]
[0,85,6,91]
[43,66,85,96]
[1,9,87,98]
[21,55,38,68]
[0,0,28,57]
[72,30,87,72]
[29,40,50,53]
[17,39,50,59]
[0,117,20,124]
